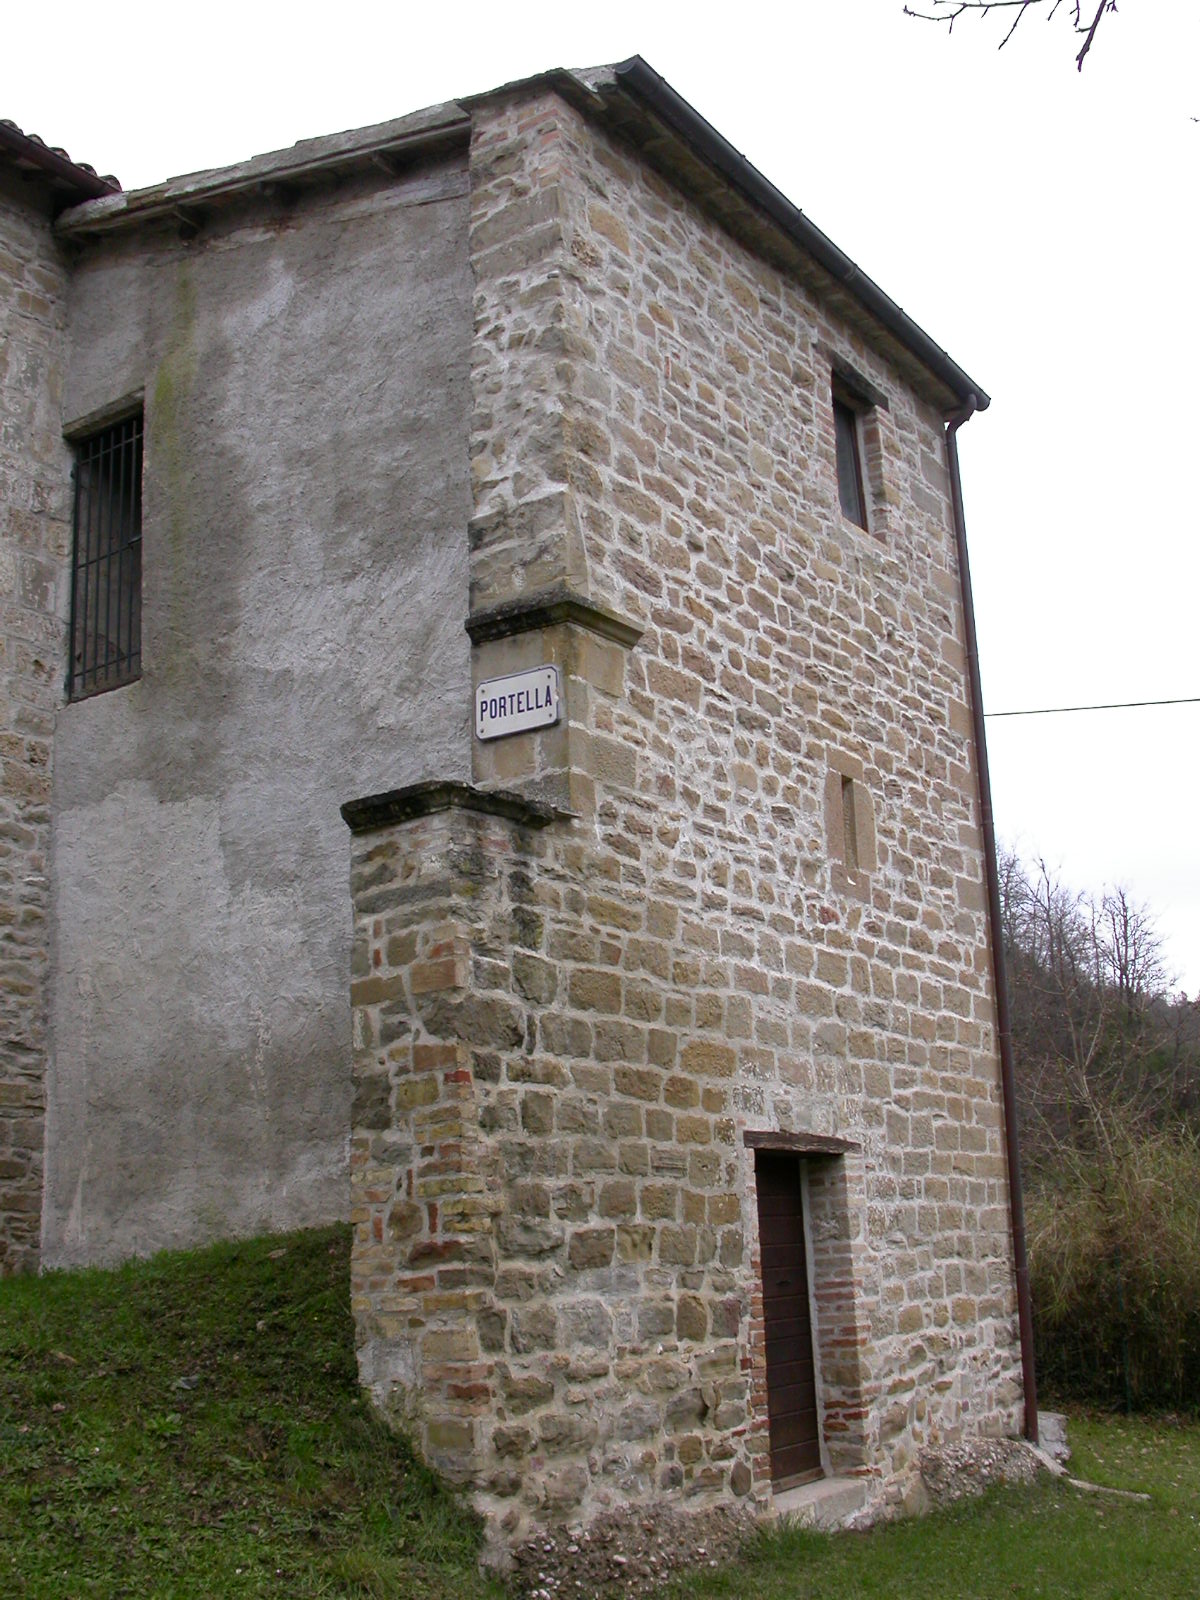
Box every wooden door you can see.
[754,1151,822,1487]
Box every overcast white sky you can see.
[8,1,1199,990]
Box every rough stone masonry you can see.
[0,59,1024,1554]
[0,155,76,1273]
[343,68,1022,1555]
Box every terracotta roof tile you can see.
[0,118,120,201]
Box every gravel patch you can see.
[509,1502,758,1599]
[920,1437,1045,1508]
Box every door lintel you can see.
[744,1130,858,1156]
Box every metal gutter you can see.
[944,400,1038,1444]
[612,57,989,412]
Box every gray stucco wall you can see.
[43,160,473,1264]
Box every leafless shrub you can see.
[1001,850,1200,1408]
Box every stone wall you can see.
[346,784,775,1548]
[472,86,1023,1466]
[0,172,72,1273]
[346,81,1021,1547]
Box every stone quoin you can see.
[0,60,1027,1556]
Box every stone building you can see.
[1,60,1032,1544]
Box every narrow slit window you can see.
[69,413,143,700]
[841,775,860,873]
[833,396,867,529]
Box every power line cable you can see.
[986,695,1200,719]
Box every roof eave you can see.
[0,120,119,211]
[607,57,989,413]
[44,57,989,413]
[54,103,471,242]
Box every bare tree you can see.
[903,0,1118,72]
[999,851,1199,1175]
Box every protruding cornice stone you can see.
[465,583,644,649]
[340,779,565,836]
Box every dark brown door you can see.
[754,1151,821,1487]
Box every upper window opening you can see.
[833,396,867,530]
[69,413,143,700]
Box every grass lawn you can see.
[3,1225,1198,1598]
[0,1225,503,1599]
[669,1412,1200,1600]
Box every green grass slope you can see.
[0,1225,503,1600]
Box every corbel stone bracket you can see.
[340,778,567,836]
[464,581,644,648]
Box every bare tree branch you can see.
[1000,1,1039,50]
[1075,0,1113,70]
[903,0,1118,68]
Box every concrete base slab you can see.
[771,1475,870,1529]
[1037,1411,1070,1466]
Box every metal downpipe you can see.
[944,400,1039,1444]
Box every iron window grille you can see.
[68,412,143,700]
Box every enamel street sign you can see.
[475,665,561,741]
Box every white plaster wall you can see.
[43,161,473,1264]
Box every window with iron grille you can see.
[68,412,143,700]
